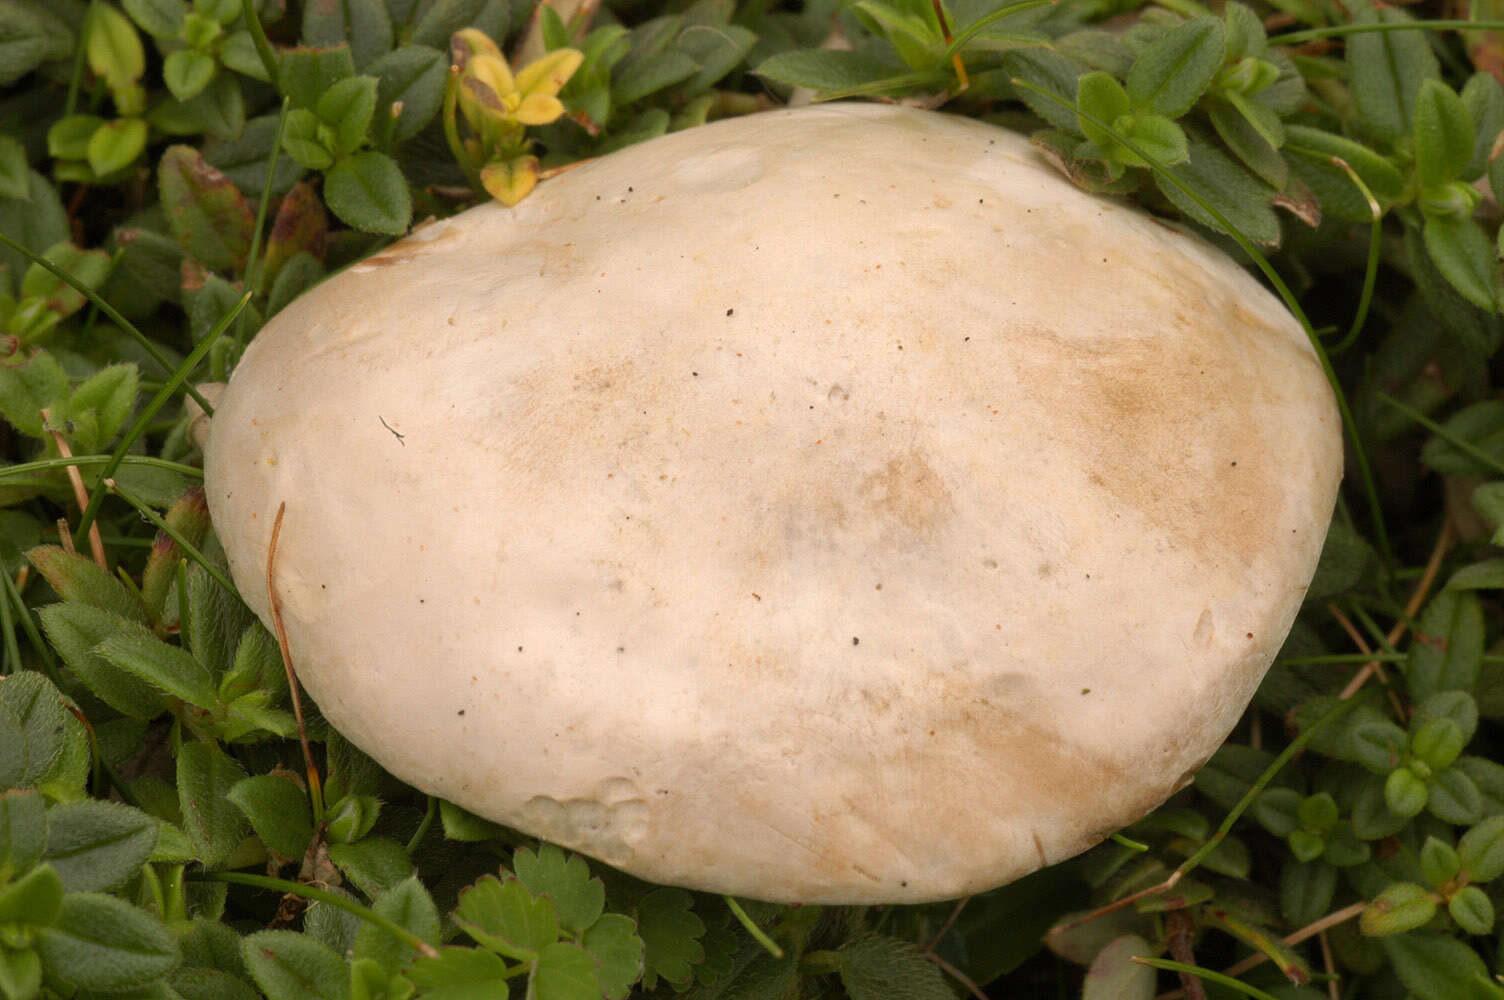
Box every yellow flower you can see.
[458,49,584,131]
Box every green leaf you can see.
[184,546,253,683]
[96,627,218,709]
[317,75,378,156]
[1411,719,1467,772]
[1076,71,1131,150]
[409,0,491,49]
[34,892,179,991]
[31,541,154,619]
[838,934,952,1000]
[325,794,380,844]
[0,135,28,201]
[122,0,187,38]
[157,145,254,272]
[534,941,600,1000]
[47,116,98,162]
[1448,885,1494,934]
[242,930,349,1000]
[280,108,334,170]
[1252,787,1301,836]
[1154,133,1280,245]
[1208,100,1285,188]
[0,861,62,925]
[405,947,510,999]
[612,49,700,105]
[1418,836,1461,889]
[18,241,111,318]
[354,877,439,974]
[0,673,72,794]
[1346,3,1438,144]
[367,45,446,143]
[1125,15,1224,119]
[277,44,357,111]
[302,0,393,69]
[37,603,168,719]
[1385,767,1428,818]
[1413,79,1474,188]
[323,152,410,235]
[0,350,67,439]
[1461,71,1504,180]
[1381,933,1490,1000]
[635,887,704,986]
[1359,881,1436,935]
[176,739,249,867]
[1351,720,1406,775]
[327,837,413,897]
[1424,214,1496,311]
[756,47,906,95]
[42,800,157,892]
[225,773,312,861]
[0,170,68,285]
[513,844,604,934]
[453,874,559,960]
[0,945,41,999]
[1081,933,1154,1000]
[0,790,45,881]
[65,362,138,447]
[1458,816,1504,881]
[267,250,325,316]
[1280,858,1336,927]
[87,2,145,92]
[149,72,244,140]
[1428,767,1483,825]
[1448,559,1504,590]
[581,913,643,1000]
[163,48,217,102]
[1123,114,1188,166]
[672,24,757,98]
[0,0,75,86]
[436,799,503,842]
[1405,590,1485,699]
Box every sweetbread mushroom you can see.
[204,102,1342,904]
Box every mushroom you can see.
[204,103,1342,904]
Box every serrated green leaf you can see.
[1125,15,1224,119]
[327,837,413,897]
[43,800,157,892]
[581,913,642,1000]
[34,892,179,990]
[176,739,248,867]
[513,844,603,934]
[533,941,600,1000]
[454,874,559,960]
[242,930,348,1000]
[323,152,410,235]
[37,603,168,719]
[636,887,704,986]
[225,773,312,861]
[405,946,510,999]
[354,877,439,974]
[96,628,217,709]
[836,934,952,1000]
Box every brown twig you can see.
[923,895,970,952]
[1319,930,1339,1000]
[55,518,76,557]
[1155,902,1366,999]
[267,502,324,824]
[926,952,989,1000]
[1167,911,1207,1000]
[40,408,106,568]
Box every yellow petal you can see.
[467,54,517,101]
[515,48,584,99]
[450,27,502,67]
[481,156,539,206]
[512,93,566,126]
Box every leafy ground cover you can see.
[1,0,1503,997]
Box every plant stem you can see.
[240,0,281,88]
[105,479,240,598]
[193,871,440,958]
[724,896,784,959]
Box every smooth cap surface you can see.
[205,103,1342,903]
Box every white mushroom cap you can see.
[205,103,1342,904]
